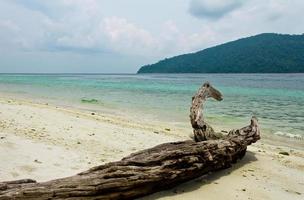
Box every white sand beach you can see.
[1,0,304,199]
[0,96,303,200]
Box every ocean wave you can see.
[274,131,303,140]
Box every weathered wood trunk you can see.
[0,82,261,200]
[0,117,260,200]
[190,82,224,141]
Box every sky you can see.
[0,0,303,73]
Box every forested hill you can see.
[137,33,304,73]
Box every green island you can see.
[137,33,304,73]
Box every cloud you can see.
[1,0,304,72]
[3,0,108,53]
[10,0,100,19]
[3,0,162,56]
[0,20,22,49]
[158,20,217,55]
[103,17,161,56]
[189,0,244,20]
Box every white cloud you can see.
[0,20,20,32]
[103,17,161,56]
[0,0,304,71]
[158,20,219,56]
[0,20,21,49]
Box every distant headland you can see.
[137,33,304,73]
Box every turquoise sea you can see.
[0,74,303,139]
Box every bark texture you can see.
[190,82,224,141]
[0,82,261,200]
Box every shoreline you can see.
[0,95,303,199]
[0,90,302,149]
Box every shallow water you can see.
[0,73,303,139]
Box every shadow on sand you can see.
[140,151,258,200]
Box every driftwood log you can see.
[190,82,224,141]
[0,82,260,200]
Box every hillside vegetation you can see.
[137,33,304,73]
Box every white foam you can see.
[274,131,303,140]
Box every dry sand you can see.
[0,96,303,200]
